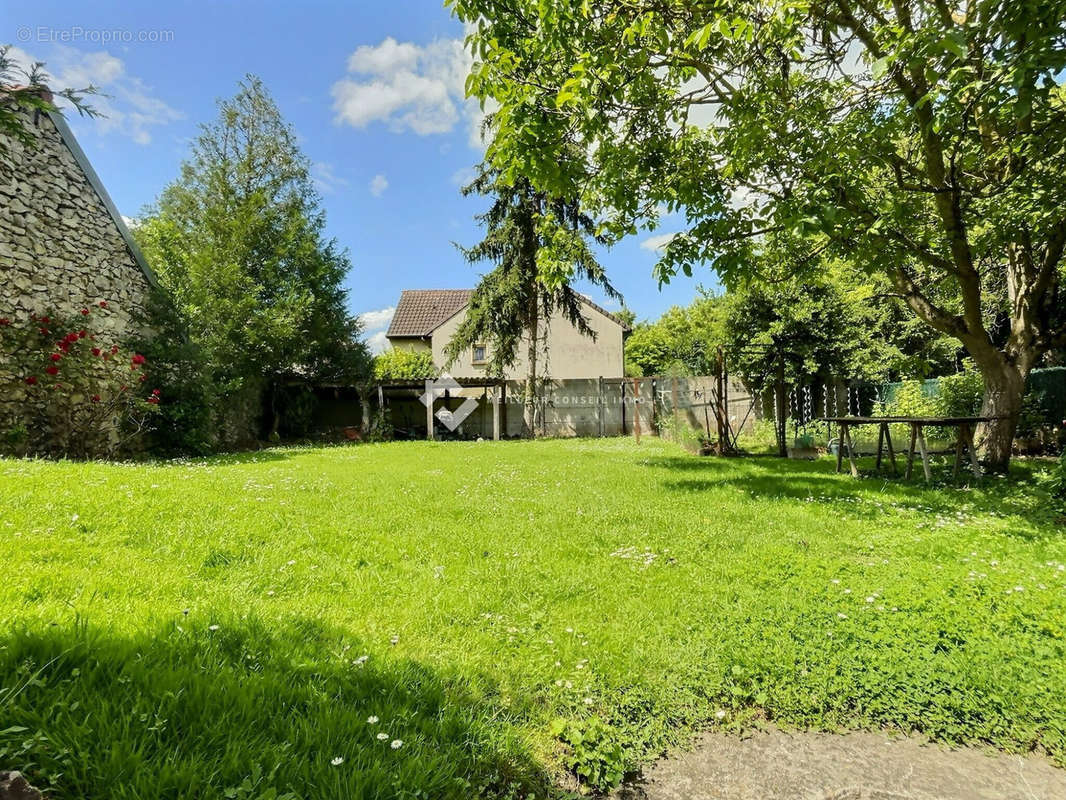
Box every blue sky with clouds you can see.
[8,0,718,351]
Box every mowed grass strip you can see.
[1,438,1064,798]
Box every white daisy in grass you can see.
[330,757,344,766]
[837,613,848,619]
[367,716,379,724]
[377,732,389,741]
[208,624,220,631]
[715,709,727,720]
[390,739,403,749]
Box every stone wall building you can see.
[1,101,159,438]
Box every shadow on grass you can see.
[0,616,551,800]
[643,454,1059,533]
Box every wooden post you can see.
[501,382,507,437]
[598,376,605,438]
[633,378,642,444]
[905,424,918,479]
[875,423,885,471]
[844,424,859,478]
[671,377,680,440]
[620,379,627,434]
[492,384,500,441]
[836,423,845,473]
[964,423,982,478]
[361,394,371,434]
[650,377,658,435]
[916,425,932,483]
[425,378,435,441]
[953,426,965,481]
[884,425,898,476]
[719,347,731,452]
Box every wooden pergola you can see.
[367,377,507,441]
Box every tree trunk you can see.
[524,297,539,437]
[974,358,1027,473]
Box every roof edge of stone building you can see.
[45,109,160,292]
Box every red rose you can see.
[41,316,50,324]
[91,347,101,356]
[131,353,146,365]
[98,301,108,308]
[152,388,161,396]
[64,332,79,344]
[111,345,119,355]
[80,308,89,316]
[58,341,69,353]
[91,394,101,403]
[78,330,87,338]
[0,318,9,326]
[147,396,159,405]
[50,353,62,362]
[24,376,37,385]
[45,365,59,375]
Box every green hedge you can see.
[879,366,1066,438]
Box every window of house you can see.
[472,344,487,364]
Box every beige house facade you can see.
[385,289,628,379]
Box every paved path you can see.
[613,728,1066,800]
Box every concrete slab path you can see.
[613,728,1066,800]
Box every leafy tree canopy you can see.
[451,0,1066,467]
[135,76,369,394]
[625,293,723,377]
[373,349,437,380]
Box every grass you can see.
[1,438,1064,798]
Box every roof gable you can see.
[386,289,473,338]
[386,288,630,338]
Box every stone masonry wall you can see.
[0,108,154,436]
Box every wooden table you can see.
[822,416,991,483]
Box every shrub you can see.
[373,349,437,380]
[0,306,160,458]
[130,291,216,455]
[878,364,983,443]
[550,716,626,792]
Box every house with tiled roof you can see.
[386,289,628,379]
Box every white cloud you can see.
[7,45,182,145]
[450,165,477,187]
[121,215,140,229]
[359,306,395,331]
[359,306,395,354]
[640,232,680,253]
[312,162,348,194]
[366,330,390,355]
[331,36,486,146]
[369,173,389,197]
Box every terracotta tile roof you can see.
[386,289,473,337]
[385,288,630,338]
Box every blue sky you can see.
[8,0,717,351]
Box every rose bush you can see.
[0,304,160,458]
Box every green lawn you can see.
[1,439,1064,798]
